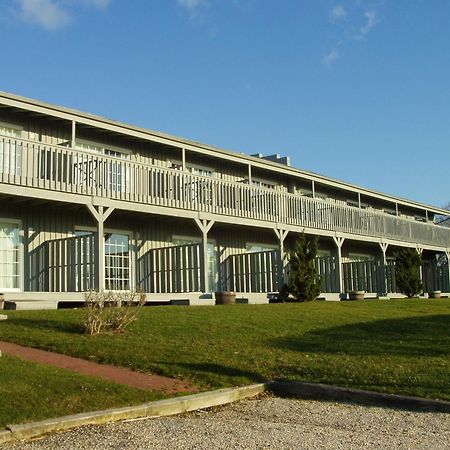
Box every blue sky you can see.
[1,0,450,208]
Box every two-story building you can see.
[0,92,449,309]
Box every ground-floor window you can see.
[173,236,218,291]
[246,242,278,253]
[74,229,131,291]
[0,221,20,290]
[105,233,130,290]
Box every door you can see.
[0,221,20,290]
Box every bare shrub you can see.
[83,290,146,335]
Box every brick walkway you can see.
[0,341,196,394]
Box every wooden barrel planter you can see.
[348,290,365,301]
[215,291,236,305]
[429,290,441,299]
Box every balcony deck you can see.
[1,135,449,249]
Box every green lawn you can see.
[0,355,168,428]
[1,299,449,426]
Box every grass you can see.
[0,355,168,428]
[1,299,449,425]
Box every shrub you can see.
[287,234,323,301]
[394,248,423,298]
[83,290,146,335]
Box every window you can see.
[74,229,131,291]
[246,243,278,253]
[173,236,218,291]
[317,249,331,258]
[74,230,95,292]
[184,165,214,204]
[251,178,277,189]
[0,123,22,176]
[74,141,130,192]
[346,253,374,263]
[187,166,214,177]
[105,233,130,290]
[0,221,20,290]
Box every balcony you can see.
[0,135,449,248]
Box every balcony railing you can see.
[1,136,449,248]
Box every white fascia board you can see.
[0,91,447,216]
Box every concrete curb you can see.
[0,383,269,445]
[2,380,450,445]
[271,381,450,413]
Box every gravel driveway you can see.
[3,395,450,450]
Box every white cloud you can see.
[358,10,378,38]
[13,0,111,30]
[177,0,210,19]
[177,0,208,12]
[84,0,111,9]
[323,49,339,66]
[15,0,70,30]
[330,4,347,22]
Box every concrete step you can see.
[4,300,58,311]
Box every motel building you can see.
[0,92,449,309]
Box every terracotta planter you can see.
[215,291,236,305]
[429,290,441,299]
[348,290,365,301]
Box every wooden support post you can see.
[86,204,115,291]
[181,148,186,171]
[417,247,424,289]
[248,165,252,184]
[311,180,315,198]
[333,236,345,295]
[274,228,289,286]
[446,251,450,292]
[379,242,389,295]
[71,120,76,148]
[358,192,362,209]
[194,218,215,293]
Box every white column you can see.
[194,218,215,293]
[333,236,345,294]
[274,228,288,286]
[71,120,76,148]
[446,251,450,292]
[417,247,424,287]
[87,204,114,291]
[379,242,388,295]
[181,148,186,171]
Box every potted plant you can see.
[215,291,236,305]
[348,290,365,300]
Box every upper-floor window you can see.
[74,140,130,192]
[0,124,22,138]
[187,164,214,177]
[76,141,130,159]
[0,123,22,176]
[251,178,277,189]
[169,161,215,177]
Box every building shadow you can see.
[270,314,450,357]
